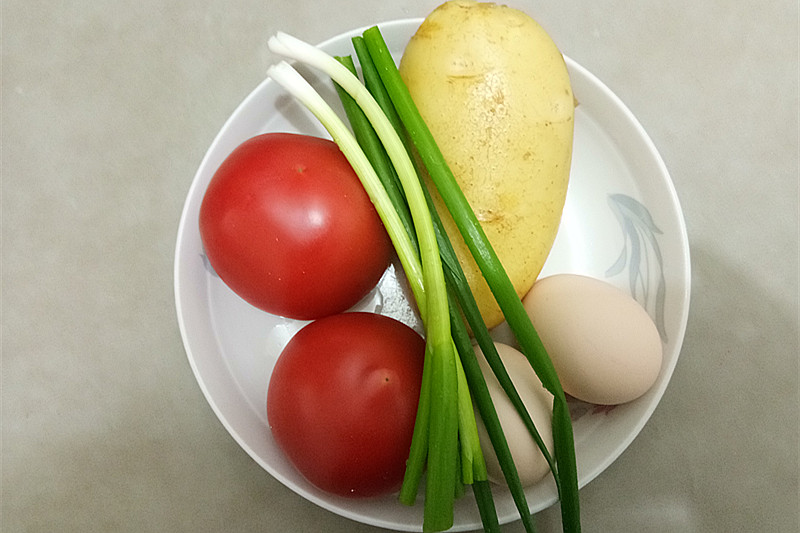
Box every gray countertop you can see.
[3,1,798,532]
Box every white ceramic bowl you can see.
[174,18,691,532]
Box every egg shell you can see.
[522,274,663,405]
[473,342,554,487]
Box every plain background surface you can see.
[3,1,798,532]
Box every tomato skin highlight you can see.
[199,132,392,320]
[267,312,425,498]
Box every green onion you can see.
[344,41,540,533]
[267,34,473,532]
[351,36,407,143]
[472,480,501,533]
[361,26,581,533]
[267,27,580,532]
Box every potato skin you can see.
[399,0,574,328]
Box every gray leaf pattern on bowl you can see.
[605,193,668,342]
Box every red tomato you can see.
[267,312,425,498]
[199,133,392,320]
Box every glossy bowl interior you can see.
[174,18,691,532]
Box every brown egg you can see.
[523,274,663,405]
[473,342,554,487]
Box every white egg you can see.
[522,274,663,405]
[472,341,555,487]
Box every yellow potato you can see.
[399,0,574,328]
